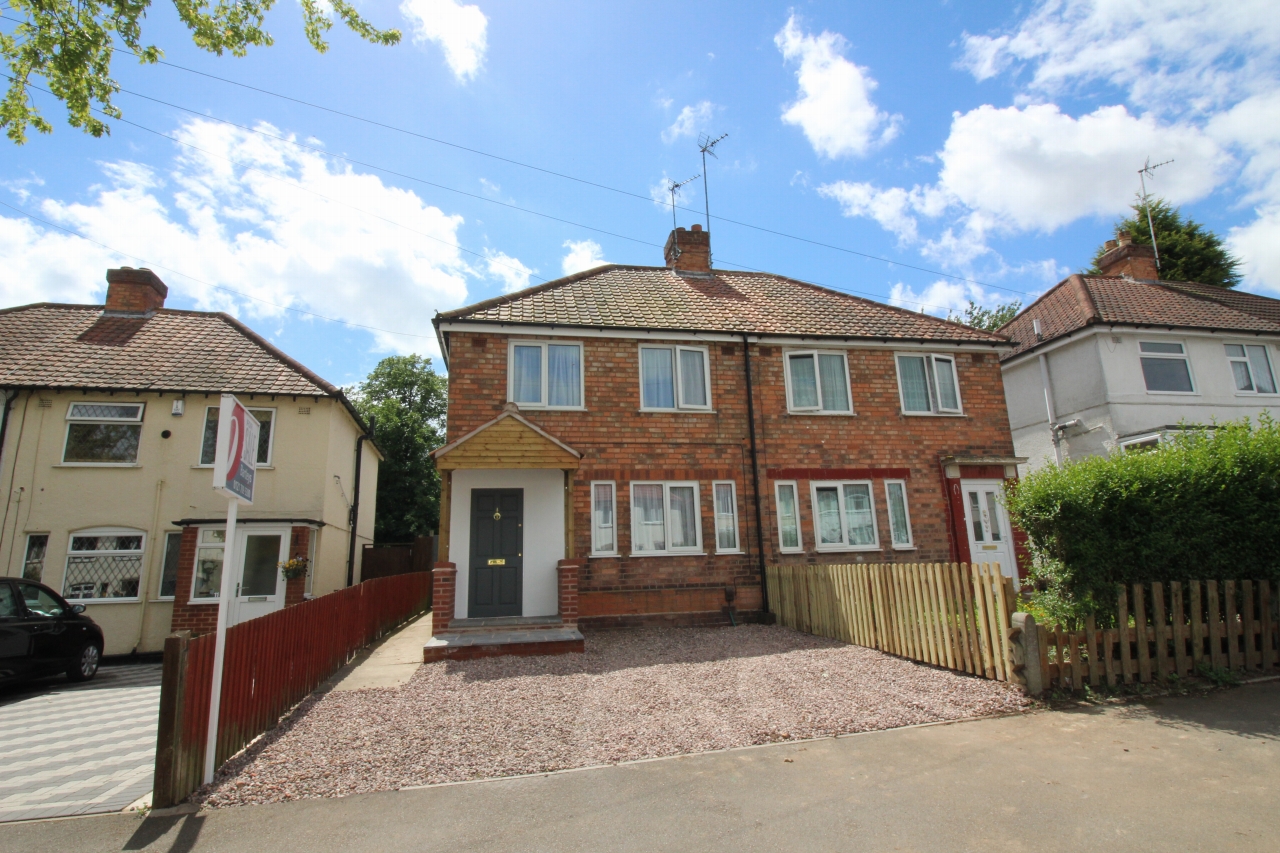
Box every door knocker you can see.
[493,510,502,521]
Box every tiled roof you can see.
[1000,276,1280,360]
[436,265,1009,344]
[0,304,336,395]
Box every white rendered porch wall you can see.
[449,469,564,619]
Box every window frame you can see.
[883,480,915,550]
[197,405,278,467]
[809,480,881,553]
[62,526,146,603]
[774,480,804,554]
[1138,340,1197,395]
[506,339,586,410]
[782,349,854,415]
[628,480,704,556]
[589,480,618,557]
[637,344,714,412]
[1225,342,1278,396]
[157,531,184,600]
[61,401,145,466]
[190,526,228,604]
[23,533,49,582]
[711,480,743,554]
[893,353,964,416]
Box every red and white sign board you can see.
[212,394,259,504]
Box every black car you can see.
[0,578,105,685]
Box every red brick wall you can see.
[443,332,1017,622]
[284,527,310,608]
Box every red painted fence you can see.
[153,572,433,807]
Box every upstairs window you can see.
[1139,341,1195,393]
[895,354,962,414]
[785,351,852,413]
[1226,344,1277,394]
[631,481,703,554]
[509,341,583,408]
[63,529,144,600]
[63,402,143,464]
[811,481,879,552]
[200,407,275,465]
[639,345,711,411]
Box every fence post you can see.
[152,630,191,809]
[1009,613,1045,696]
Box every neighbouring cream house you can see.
[0,268,380,655]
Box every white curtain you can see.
[817,353,849,412]
[641,348,675,408]
[593,483,614,553]
[714,483,737,550]
[887,482,911,545]
[548,344,581,406]
[678,349,707,407]
[633,484,666,551]
[789,354,819,408]
[843,484,875,546]
[512,345,542,403]
[933,357,959,410]
[897,355,931,412]
[815,487,842,545]
[668,485,697,549]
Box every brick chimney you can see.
[1095,230,1159,280]
[664,224,711,276]
[104,267,168,315]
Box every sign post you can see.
[203,395,260,785]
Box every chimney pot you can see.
[691,223,702,232]
[104,267,168,315]
[1104,239,1117,251]
[1117,230,1132,247]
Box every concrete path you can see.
[0,664,162,823]
[330,612,432,691]
[2,680,1276,852]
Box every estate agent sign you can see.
[212,395,259,504]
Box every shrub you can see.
[1006,416,1280,621]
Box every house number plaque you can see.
[488,558,506,565]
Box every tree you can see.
[947,299,1021,332]
[349,355,448,544]
[1,0,400,144]
[1087,197,1243,288]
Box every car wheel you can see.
[66,642,101,682]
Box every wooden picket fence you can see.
[1042,580,1280,691]
[766,563,1019,682]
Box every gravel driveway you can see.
[197,626,1031,807]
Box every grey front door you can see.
[468,489,523,618]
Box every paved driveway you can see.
[0,663,162,823]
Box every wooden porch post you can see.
[564,468,575,560]
[438,470,452,563]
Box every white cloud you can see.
[1230,207,1280,295]
[399,0,488,81]
[1,117,474,355]
[662,101,717,144]
[960,0,1280,115]
[561,239,607,276]
[485,250,534,293]
[774,14,900,158]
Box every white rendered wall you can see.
[449,468,564,619]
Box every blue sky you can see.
[4,1,1278,386]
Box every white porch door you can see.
[232,528,289,625]
[960,480,1018,588]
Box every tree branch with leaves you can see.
[0,0,400,144]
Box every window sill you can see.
[814,546,882,554]
[153,597,176,603]
[714,549,746,556]
[510,405,587,412]
[1141,391,1199,397]
[899,411,965,418]
[637,409,716,414]
[1234,393,1278,398]
[66,597,141,605]
[778,548,805,555]
[193,464,274,470]
[891,545,917,551]
[188,598,221,605]
[588,552,620,559]
[626,551,706,558]
[786,410,856,417]
[53,462,141,468]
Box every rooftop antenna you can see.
[697,132,729,231]
[667,174,700,232]
[1138,158,1173,271]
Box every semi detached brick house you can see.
[426,226,1024,655]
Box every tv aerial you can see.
[697,132,729,231]
[1138,158,1173,270]
[667,174,701,231]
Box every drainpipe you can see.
[741,334,769,614]
[345,416,375,587]
[1038,354,1062,466]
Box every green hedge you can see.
[1005,416,1280,622]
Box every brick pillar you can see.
[556,559,580,627]
[432,562,457,634]
[284,526,310,608]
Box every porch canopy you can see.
[431,405,581,473]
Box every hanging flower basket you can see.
[279,557,310,581]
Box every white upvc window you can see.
[199,406,276,466]
[884,480,914,549]
[191,527,227,602]
[1226,343,1277,395]
[508,340,584,409]
[638,345,712,411]
[590,481,618,556]
[1138,340,1196,394]
[62,528,145,601]
[774,481,803,553]
[895,353,963,415]
[23,534,49,582]
[630,481,703,555]
[810,481,880,552]
[62,402,144,464]
[784,350,853,413]
[712,480,741,553]
[158,531,183,599]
